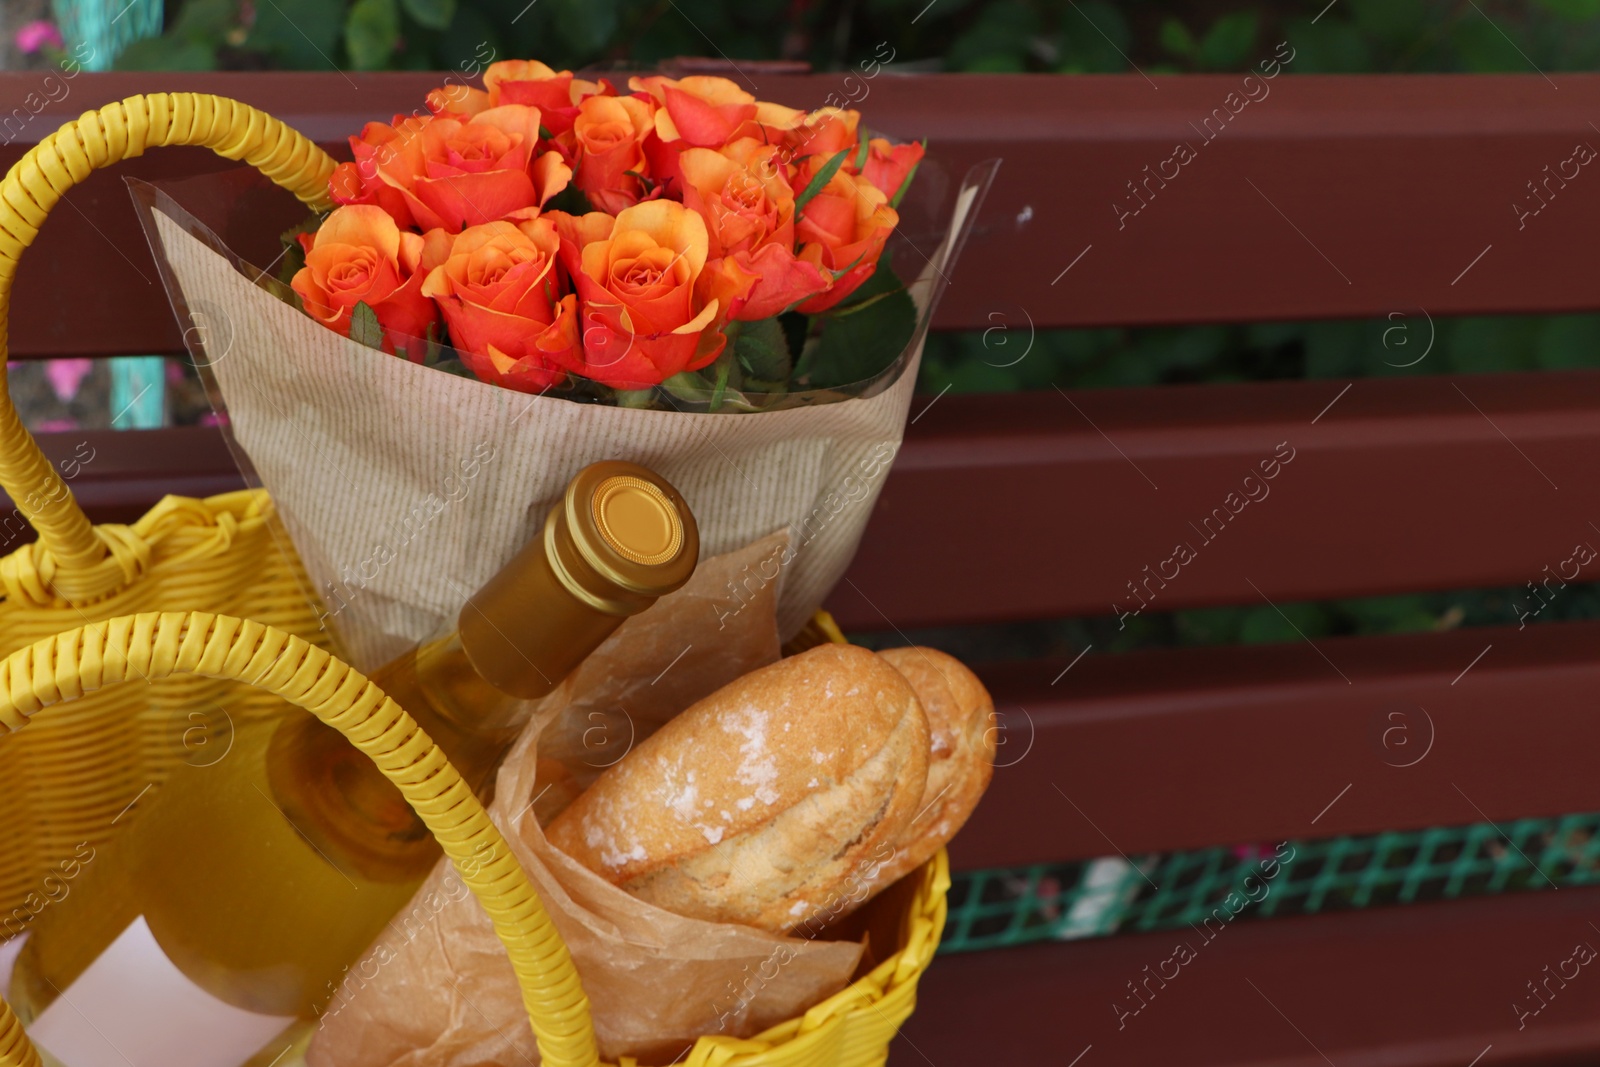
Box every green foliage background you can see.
[114,0,1600,652]
[116,0,1600,80]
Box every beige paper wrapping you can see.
[304,532,866,1067]
[144,188,976,667]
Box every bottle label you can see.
[27,916,297,1067]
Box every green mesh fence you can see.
[940,810,1600,954]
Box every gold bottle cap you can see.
[592,475,683,566]
[557,461,699,604]
[458,461,699,699]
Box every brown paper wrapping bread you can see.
[306,531,865,1067]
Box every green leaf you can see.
[111,0,232,71]
[890,147,923,209]
[346,0,401,70]
[1159,18,1196,57]
[962,54,1027,72]
[401,0,456,29]
[1449,16,1526,73]
[1535,0,1600,19]
[795,149,850,212]
[793,279,916,390]
[349,302,385,350]
[419,321,446,367]
[615,389,656,408]
[1348,0,1427,45]
[708,357,731,411]
[1301,320,1366,378]
[545,184,596,216]
[727,317,792,386]
[837,250,903,307]
[1279,17,1371,73]
[1175,606,1250,645]
[1539,315,1600,369]
[1195,12,1258,71]
[548,0,619,54]
[276,215,321,289]
[113,37,216,70]
[171,0,241,41]
[1444,316,1539,373]
[1239,602,1331,645]
[1058,1,1130,73]
[660,374,715,405]
[949,0,1041,71]
[779,311,809,362]
[248,0,344,68]
[437,6,504,74]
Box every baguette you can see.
[873,646,995,885]
[546,643,930,933]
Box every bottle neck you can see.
[407,631,534,775]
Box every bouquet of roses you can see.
[286,62,925,406]
[133,58,986,670]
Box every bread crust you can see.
[546,644,930,932]
[873,647,995,885]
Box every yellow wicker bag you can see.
[0,95,947,1067]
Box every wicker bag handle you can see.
[0,611,600,1067]
[0,94,336,605]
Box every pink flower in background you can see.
[46,358,92,402]
[14,21,64,55]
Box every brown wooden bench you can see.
[7,70,1599,1066]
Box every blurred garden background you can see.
[3,0,1597,655]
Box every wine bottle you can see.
[8,461,698,1067]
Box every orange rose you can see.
[357,107,572,234]
[572,94,656,215]
[333,116,438,228]
[631,75,757,148]
[426,62,610,125]
[786,107,860,169]
[488,61,608,105]
[329,155,416,230]
[552,201,727,389]
[421,218,580,393]
[860,137,924,202]
[750,100,807,144]
[679,139,829,320]
[291,206,446,357]
[795,169,898,314]
[632,75,763,192]
[426,86,485,118]
[484,60,609,137]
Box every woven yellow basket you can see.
[0,95,947,1067]
[0,93,336,925]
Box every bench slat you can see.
[829,371,1600,629]
[954,618,1600,869]
[25,368,1600,628]
[899,887,1600,1065]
